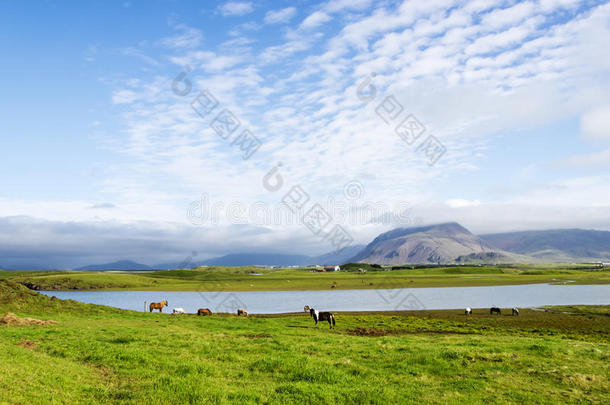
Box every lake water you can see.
[40,283,610,314]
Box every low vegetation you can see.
[1,264,609,292]
[1,280,608,404]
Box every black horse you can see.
[309,308,336,329]
[490,307,501,315]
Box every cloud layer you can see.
[3,0,610,267]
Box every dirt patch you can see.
[346,328,391,336]
[17,339,37,349]
[346,328,478,337]
[0,312,57,326]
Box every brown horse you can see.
[237,308,249,316]
[149,300,168,312]
[197,308,212,316]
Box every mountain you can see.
[349,222,513,264]
[480,229,610,262]
[311,244,366,265]
[153,245,366,269]
[75,246,365,270]
[76,260,152,271]
[198,253,311,267]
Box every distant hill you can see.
[153,246,366,269]
[480,229,610,262]
[76,260,152,271]
[198,253,311,267]
[61,227,610,270]
[349,222,519,264]
[74,246,365,270]
[454,251,534,264]
[310,245,366,265]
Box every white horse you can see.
[237,308,249,316]
[465,307,472,315]
[172,308,185,314]
[512,307,519,316]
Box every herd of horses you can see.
[147,300,519,329]
[465,306,519,316]
[146,300,334,327]
[147,300,249,316]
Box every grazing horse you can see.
[172,308,185,314]
[490,307,501,315]
[465,307,472,315]
[512,307,519,316]
[237,308,249,316]
[309,308,335,329]
[197,308,212,316]
[149,300,168,313]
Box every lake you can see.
[40,283,610,314]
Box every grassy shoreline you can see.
[1,280,608,404]
[1,264,609,292]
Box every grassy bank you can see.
[1,280,608,404]
[1,264,609,292]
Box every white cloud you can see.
[480,2,535,30]
[260,42,305,62]
[158,24,202,48]
[299,11,332,30]
[324,0,373,13]
[561,148,610,167]
[112,89,138,104]
[445,199,482,208]
[581,105,610,140]
[465,18,541,55]
[539,0,583,13]
[264,7,296,24]
[169,51,243,72]
[464,0,505,14]
[219,1,253,17]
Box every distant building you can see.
[324,265,340,272]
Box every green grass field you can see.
[1,264,609,292]
[1,280,609,404]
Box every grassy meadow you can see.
[1,280,609,404]
[1,264,609,292]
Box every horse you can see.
[149,300,168,313]
[490,307,501,315]
[512,307,519,316]
[237,308,249,316]
[309,308,335,329]
[197,308,212,316]
[465,307,472,315]
[304,305,311,312]
[172,308,185,314]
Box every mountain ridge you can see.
[480,228,610,262]
[349,222,504,264]
[73,245,366,270]
[76,260,152,271]
[6,224,610,270]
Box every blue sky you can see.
[1,0,610,268]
